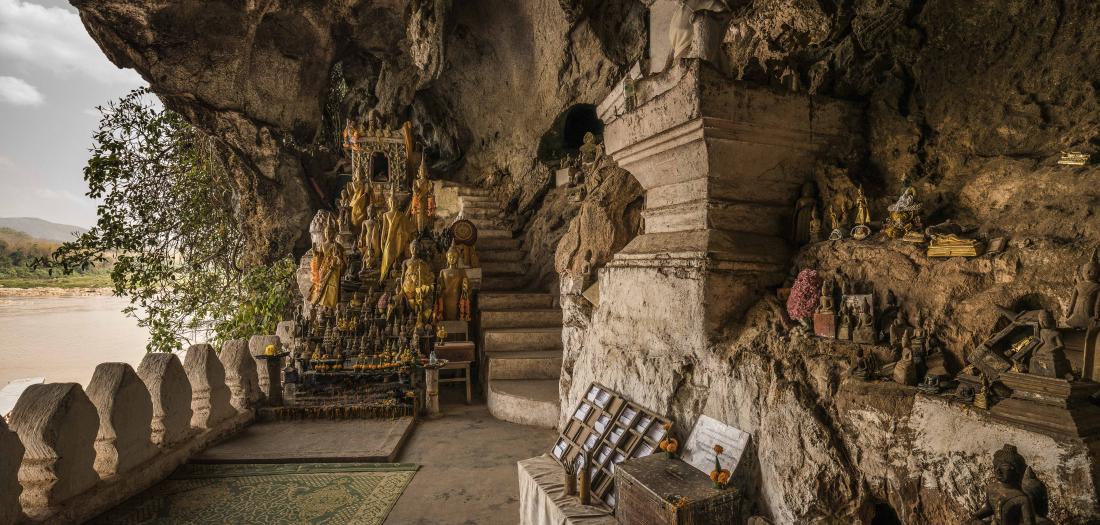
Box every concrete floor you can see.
[385,389,557,525]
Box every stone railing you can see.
[0,336,281,525]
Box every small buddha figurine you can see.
[837,305,852,340]
[1029,311,1072,379]
[968,445,1052,525]
[309,222,346,309]
[851,348,870,381]
[379,189,415,281]
[1065,258,1100,329]
[893,347,918,386]
[410,158,436,234]
[435,243,471,322]
[850,186,872,240]
[827,205,844,240]
[358,205,381,267]
[808,207,823,243]
[791,181,818,245]
[854,302,876,344]
[817,280,836,314]
[579,132,603,169]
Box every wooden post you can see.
[425,367,440,417]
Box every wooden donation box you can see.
[615,454,740,525]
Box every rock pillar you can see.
[136,353,194,448]
[85,363,158,478]
[0,418,23,525]
[8,383,99,513]
[183,344,236,429]
[220,339,261,412]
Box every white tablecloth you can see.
[518,455,618,525]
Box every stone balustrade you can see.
[220,338,261,411]
[249,335,284,405]
[0,335,277,523]
[136,353,194,448]
[1,417,26,525]
[85,363,157,478]
[184,344,235,429]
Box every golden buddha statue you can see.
[380,190,415,281]
[399,240,434,300]
[410,158,436,233]
[435,243,472,322]
[853,186,870,225]
[350,178,371,231]
[309,222,347,310]
[358,204,381,266]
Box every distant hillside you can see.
[0,217,88,243]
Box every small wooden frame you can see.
[551,383,671,508]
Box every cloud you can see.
[0,0,142,85]
[0,75,44,106]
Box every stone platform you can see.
[192,417,416,463]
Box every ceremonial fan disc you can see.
[450,219,478,245]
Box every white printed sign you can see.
[680,415,751,476]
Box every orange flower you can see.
[717,470,731,484]
[662,421,673,431]
[713,444,724,455]
[665,438,679,453]
[709,470,720,482]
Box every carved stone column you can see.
[598,59,858,339]
[183,344,236,429]
[249,335,283,406]
[220,339,261,412]
[0,418,23,525]
[8,383,99,513]
[85,363,158,478]
[136,353,194,448]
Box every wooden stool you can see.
[439,360,472,404]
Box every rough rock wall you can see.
[72,0,646,266]
[557,1,1100,523]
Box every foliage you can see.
[36,88,296,352]
[0,228,112,285]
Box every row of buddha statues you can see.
[791,180,984,257]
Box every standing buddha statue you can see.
[1066,258,1100,329]
[410,158,436,234]
[309,222,347,310]
[380,190,415,281]
[435,243,472,322]
[350,178,371,232]
[791,181,818,245]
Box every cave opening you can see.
[870,502,902,525]
[536,103,605,165]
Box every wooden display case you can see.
[550,383,671,507]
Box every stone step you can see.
[487,350,562,380]
[477,237,521,250]
[479,274,530,292]
[457,188,492,197]
[478,248,525,262]
[459,194,496,203]
[487,379,560,428]
[481,308,562,330]
[461,207,501,220]
[482,327,563,353]
[469,218,505,231]
[482,260,527,276]
[479,228,512,239]
[479,292,555,310]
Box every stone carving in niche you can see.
[969,444,1051,525]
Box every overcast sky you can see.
[0,0,146,228]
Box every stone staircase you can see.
[455,187,563,429]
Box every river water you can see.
[0,295,149,388]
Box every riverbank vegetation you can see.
[36,89,296,352]
[0,228,112,288]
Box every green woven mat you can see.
[92,463,420,525]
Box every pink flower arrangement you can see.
[786,269,822,320]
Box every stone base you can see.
[814,313,837,339]
[192,417,415,463]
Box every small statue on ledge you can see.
[884,186,924,242]
[850,185,872,240]
[792,181,818,245]
[1029,311,1072,379]
[969,444,1052,525]
[579,132,604,171]
[435,243,472,322]
[410,159,436,234]
[809,207,823,243]
[1065,256,1100,329]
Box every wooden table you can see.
[440,360,472,404]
